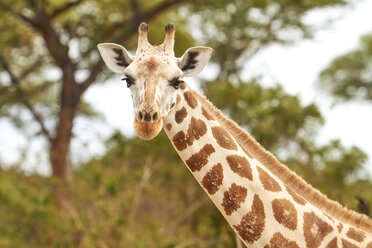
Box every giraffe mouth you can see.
[133,118,163,140]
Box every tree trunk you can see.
[50,64,78,185]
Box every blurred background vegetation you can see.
[0,0,371,247]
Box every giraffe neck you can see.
[163,84,372,247]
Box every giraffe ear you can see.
[177,46,213,77]
[97,43,134,73]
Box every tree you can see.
[0,0,191,186]
[319,32,372,102]
[0,0,349,187]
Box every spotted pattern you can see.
[175,107,187,124]
[286,187,306,205]
[226,155,252,180]
[341,239,358,248]
[303,211,333,248]
[172,117,207,151]
[201,163,223,195]
[211,126,238,150]
[272,199,298,230]
[326,238,338,248]
[172,131,188,151]
[222,183,247,216]
[202,107,215,120]
[166,123,172,131]
[184,91,198,109]
[257,166,281,192]
[346,227,366,243]
[179,82,186,90]
[185,144,215,172]
[264,232,300,248]
[176,94,181,104]
[186,117,207,145]
[233,194,265,244]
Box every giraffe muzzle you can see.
[134,108,163,140]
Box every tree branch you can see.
[78,61,104,96]
[0,53,53,142]
[0,2,38,27]
[48,0,84,21]
[104,0,186,40]
[130,0,142,17]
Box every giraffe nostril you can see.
[144,113,151,122]
[138,111,143,120]
[152,112,158,121]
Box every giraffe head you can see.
[98,23,212,140]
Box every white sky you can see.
[1,0,372,175]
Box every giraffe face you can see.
[124,54,182,140]
[97,23,212,140]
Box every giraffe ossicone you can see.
[98,22,372,247]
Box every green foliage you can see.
[1,129,371,247]
[319,32,372,102]
[203,78,323,151]
[0,133,236,247]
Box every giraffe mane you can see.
[191,88,372,235]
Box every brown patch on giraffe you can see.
[172,131,187,151]
[184,91,198,109]
[201,163,223,195]
[257,166,281,192]
[179,82,186,90]
[202,106,215,120]
[221,183,248,216]
[211,126,238,150]
[341,239,358,248]
[272,198,298,230]
[166,123,172,131]
[271,199,297,230]
[346,227,366,242]
[176,94,181,104]
[233,194,265,244]
[226,155,252,180]
[185,144,215,172]
[186,117,207,146]
[303,211,334,248]
[145,58,158,71]
[264,232,300,248]
[172,117,207,150]
[367,241,372,248]
[286,186,306,205]
[175,107,187,124]
[325,238,338,248]
[337,223,343,233]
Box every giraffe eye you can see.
[170,78,183,89]
[122,77,135,87]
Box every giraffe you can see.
[97,22,372,247]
